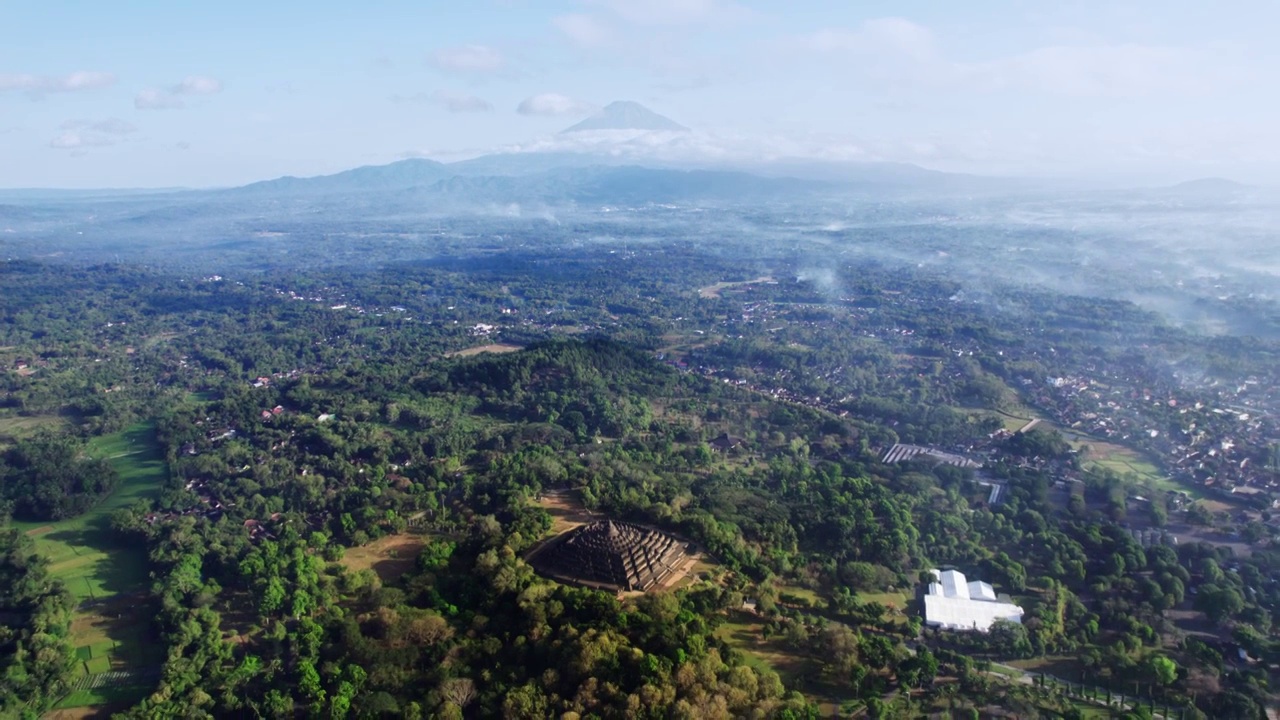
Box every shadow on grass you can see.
[44,521,149,601]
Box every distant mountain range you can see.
[7,100,1241,203]
[213,154,1005,205]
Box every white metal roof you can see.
[923,568,1023,632]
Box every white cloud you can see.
[50,132,116,150]
[172,75,223,95]
[417,126,873,167]
[389,92,430,104]
[60,118,137,136]
[553,13,616,49]
[0,71,116,96]
[135,75,224,110]
[392,90,495,112]
[135,88,184,110]
[517,93,594,116]
[433,90,494,113]
[430,45,506,75]
[50,117,137,151]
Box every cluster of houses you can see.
[1025,368,1280,510]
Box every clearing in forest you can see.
[0,411,67,445]
[338,532,430,583]
[535,488,599,535]
[445,343,525,358]
[698,276,776,298]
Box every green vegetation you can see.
[0,434,118,521]
[9,423,166,603]
[0,248,1277,718]
[0,529,76,718]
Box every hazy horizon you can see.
[4,0,1280,189]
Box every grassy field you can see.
[1078,439,1162,480]
[535,489,599,535]
[4,422,168,710]
[445,343,525,358]
[855,590,909,610]
[777,584,825,610]
[1070,435,1210,500]
[50,680,155,712]
[11,423,167,602]
[855,590,911,625]
[337,532,430,583]
[697,276,776,299]
[1006,655,1085,681]
[0,410,67,446]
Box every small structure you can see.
[530,520,688,592]
[923,569,1023,632]
[883,444,981,469]
[710,433,745,452]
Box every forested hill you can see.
[422,338,679,430]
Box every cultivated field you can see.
[12,423,166,602]
[6,422,168,710]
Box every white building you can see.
[923,569,1024,632]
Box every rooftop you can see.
[923,569,1023,632]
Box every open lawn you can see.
[535,489,599,535]
[856,590,908,611]
[185,390,219,403]
[698,276,776,299]
[0,411,67,445]
[978,406,1046,433]
[777,585,824,610]
[337,532,429,583]
[1080,439,1162,481]
[445,343,525,358]
[855,590,911,624]
[1006,655,1085,682]
[3,422,168,710]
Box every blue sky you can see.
[2,0,1277,187]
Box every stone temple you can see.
[530,520,688,592]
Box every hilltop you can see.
[560,101,688,133]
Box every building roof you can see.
[923,568,1023,632]
[937,569,970,599]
